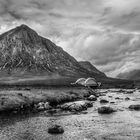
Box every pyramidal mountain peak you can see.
[0,24,106,79]
[0,24,40,43]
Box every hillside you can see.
[79,61,106,77]
[117,69,140,80]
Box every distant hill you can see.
[79,61,106,77]
[117,69,140,80]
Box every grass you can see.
[0,87,91,112]
[0,76,134,89]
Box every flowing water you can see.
[0,89,140,140]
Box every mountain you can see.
[117,69,140,80]
[79,61,106,77]
[0,24,106,79]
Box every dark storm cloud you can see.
[0,0,140,77]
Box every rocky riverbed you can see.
[0,88,140,140]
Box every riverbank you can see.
[0,88,138,115]
[0,87,93,114]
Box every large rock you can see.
[87,95,97,101]
[100,98,109,103]
[60,101,93,112]
[48,125,64,134]
[129,104,140,110]
[98,106,116,114]
[36,102,51,111]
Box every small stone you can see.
[115,97,120,100]
[48,125,64,134]
[17,93,23,96]
[125,97,130,100]
[108,96,112,98]
[110,101,115,104]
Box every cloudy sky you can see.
[0,0,140,77]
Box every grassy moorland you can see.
[0,87,90,113]
[0,75,135,113]
[0,76,134,88]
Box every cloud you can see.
[0,0,140,77]
[57,29,140,77]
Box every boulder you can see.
[100,98,109,103]
[38,102,45,107]
[37,106,45,111]
[87,95,97,101]
[129,104,140,110]
[86,101,93,107]
[48,125,64,134]
[36,102,51,111]
[44,102,51,109]
[98,106,116,114]
[60,101,93,112]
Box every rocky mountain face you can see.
[117,70,140,80]
[0,24,106,79]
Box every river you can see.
[0,89,140,140]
